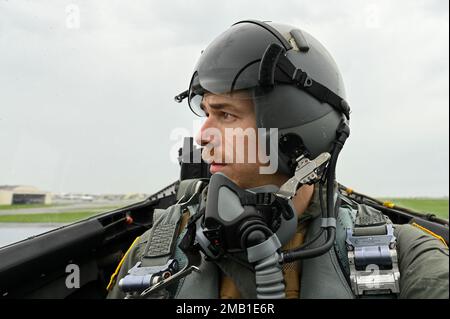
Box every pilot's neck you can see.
[292,184,315,218]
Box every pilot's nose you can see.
[195,117,216,147]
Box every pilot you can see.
[107,20,449,299]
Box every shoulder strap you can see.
[117,179,208,297]
[140,205,183,267]
[141,179,208,267]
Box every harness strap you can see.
[140,205,182,267]
[117,179,207,297]
[140,179,208,268]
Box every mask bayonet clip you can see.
[277,152,331,200]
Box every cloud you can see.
[0,0,448,196]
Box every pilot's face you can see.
[195,91,288,189]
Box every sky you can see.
[0,0,448,197]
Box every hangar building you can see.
[0,185,52,205]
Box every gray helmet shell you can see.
[189,20,350,176]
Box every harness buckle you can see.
[346,224,400,296]
[118,259,179,294]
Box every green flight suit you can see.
[107,184,449,299]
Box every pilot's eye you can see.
[222,112,235,120]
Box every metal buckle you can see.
[119,259,179,294]
[346,224,400,296]
[140,264,200,298]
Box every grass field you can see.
[0,211,103,223]
[379,198,448,219]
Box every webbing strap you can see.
[355,204,389,227]
[141,205,182,267]
[353,225,387,236]
[139,179,207,268]
[351,203,390,236]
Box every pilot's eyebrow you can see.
[200,102,239,113]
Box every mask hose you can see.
[254,251,285,299]
[243,227,286,299]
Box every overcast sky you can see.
[0,0,448,197]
